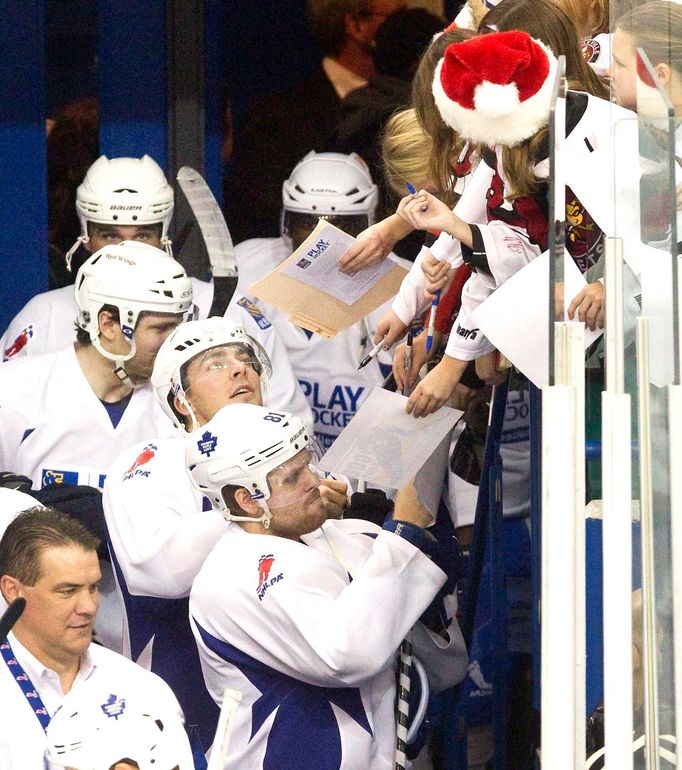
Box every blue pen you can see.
[426,290,439,354]
[406,182,417,195]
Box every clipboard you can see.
[248,221,408,338]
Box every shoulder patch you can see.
[237,297,271,330]
[123,443,158,481]
[3,324,34,360]
[41,468,79,487]
[257,553,284,601]
[581,38,601,64]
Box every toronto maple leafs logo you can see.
[100,693,126,719]
[197,431,218,457]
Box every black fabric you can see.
[224,68,341,244]
[31,484,109,561]
[461,225,492,275]
[0,471,33,494]
[346,488,393,527]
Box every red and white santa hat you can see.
[432,30,558,147]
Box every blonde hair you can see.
[617,1,682,76]
[381,108,434,199]
[412,27,476,204]
[555,0,609,37]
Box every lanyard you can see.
[1,637,51,731]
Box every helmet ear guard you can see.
[151,317,273,431]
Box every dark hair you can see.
[373,8,445,79]
[307,0,372,56]
[0,507,100,586]
[47,98,100,256]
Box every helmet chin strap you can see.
[161,236,174,258]
[224,499,272,529]
[91,335,142,390]
[65,235,89,272]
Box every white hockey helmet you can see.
[75,241,193,386]
[67,154,175,270]
[186,403,311,528]
[281,151,378,250]
[151,316,273,432]
[45,681,192,770]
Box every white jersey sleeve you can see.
[391,159,494,326]
[103,436,228,599]
[443,272,496,361]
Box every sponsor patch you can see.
[3,324,34,360]
[123,443,158,481]
[41,469,79,487]
[237,297,271,330]
[257,553,284,601]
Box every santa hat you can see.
[432,30,558,147]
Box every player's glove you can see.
[0,471,33,493]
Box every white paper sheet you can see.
[318,388,461,509]
[470,251,603,387]
[282,221,395,305]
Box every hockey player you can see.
[0,240,192,489]
[232,151,410,449]
[0,154,213,361]
[187,403,468,769]
[103,317,342,752]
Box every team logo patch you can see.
[100,693,126,719]
[3,324,34,360]
[581,38,601,64]
[257,554,284,602]
[123,443,158,481]
[197,431,218,457]
[41,469,79,487]
[237,297,271,330]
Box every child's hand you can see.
[397,188,455,234]
[406,355,466,418]
[374,309,408,349]
[338,215,411,274]
[393,330,429,393]
[567,281,605,330]
[421,251,451,297]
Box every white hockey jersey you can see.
[190,518,468,770]
[0,345,175,488]
[232,238,405,449]
[1,277,214,361]
[103,435,225,751]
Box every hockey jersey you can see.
[0,346,175,489]
[190,518,467,770]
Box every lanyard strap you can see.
[1,637,51,731]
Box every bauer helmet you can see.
[186,403,313,528]
[75,241,193,386]
[281,151,378,250]
[45,680,191,770]
[151,317,272,432]
[66,154,174,270]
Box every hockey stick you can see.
[207,687,242,770]
[395,632,413,770]
[176,167,239,317]
[0,598,26,640]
